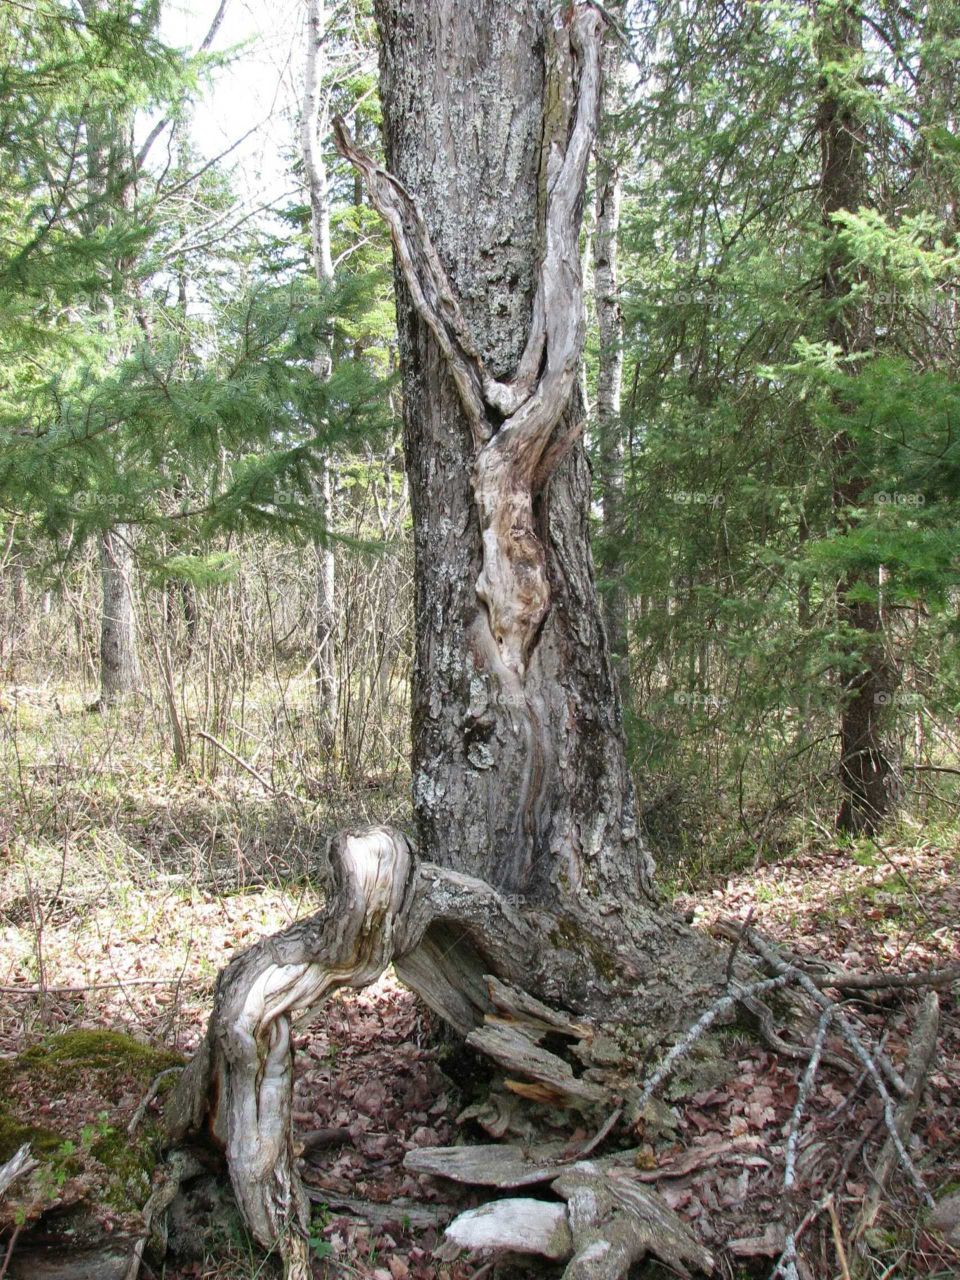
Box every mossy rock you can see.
[0,1029,183,1231]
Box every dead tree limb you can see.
[852,992,940,1249]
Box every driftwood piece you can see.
[438,1198,573,1261]
[553,1161,714,1279]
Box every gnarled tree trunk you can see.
[168,7,723,1276]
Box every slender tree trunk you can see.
[99,525,140,703]
[594,4,630,708]
[302,0,338,749]
[818,0,900,836]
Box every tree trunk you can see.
[168,8,724,1275]
[594,6,630,708]
[302,0,339,749]
[818,0,900,835]
[99,525,140,704]
[369,0,653,916]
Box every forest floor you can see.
[0,684,958,1279]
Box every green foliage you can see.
[0,0,394,587]
[596,0,960,853]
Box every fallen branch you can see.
[128,1066,184,1136]
[852,992,940,1248]
[0,1144,36,1200]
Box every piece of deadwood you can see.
[404,1140,575,1187]
[0,1144,36,1199]
[484,976,593,1040]
[853,991,939,1248]
[553,1161,714,1279]
[303,1188,454,1230]
[437,1198,573,1261]
[466,1021,608,1106]
[7,1245,133,1280]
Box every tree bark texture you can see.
[360,0,653,911]
[818,0,900,835]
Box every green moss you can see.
[0,1111,63,1163]
[16,1028,181,1083]
[0,1030,184,1226]
[547,917,620,982]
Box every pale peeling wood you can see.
[168,827,414,1280]
[472,5,604,677]
[467,1020,609,1106]
[404,1141,575,1188]
[439,1198,573,1261]
[336,6,604,679]
[0,1143,36,1199]
[331,117,491,442]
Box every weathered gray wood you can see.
[167,827,415,1280]
[485,975,593,1039]
[467,1021,608,1106]
[404,1141,575,1188]
[0,1143,36,1199]
[304,1188,456,1230]
[553,1161,715,1279]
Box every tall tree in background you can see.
[594,2,630,707]
[301,0,339,746]
[818,0,898,833]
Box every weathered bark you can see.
[594,7,630,707]
[301,0,339,747]
[348,0,655,914]
[99,525,140,704]
[166,824,718,1278]
[818,1,900,835]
